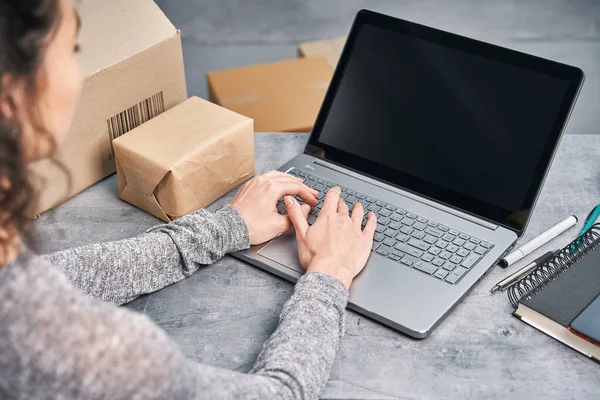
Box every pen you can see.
[499,215,577,268]
[577,204,600,237]
[491,251,556,294]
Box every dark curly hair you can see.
[0,0,61,260]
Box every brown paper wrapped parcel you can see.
[113,96,255,222]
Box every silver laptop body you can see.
[234,10,584,338]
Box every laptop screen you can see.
[306,11,583,233]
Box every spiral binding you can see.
[508,223,600,308]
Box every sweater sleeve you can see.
[0,251,349,400]
[43,204,250,305]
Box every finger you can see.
[272,177,319,197]
[320,187,341,215]
[273,182,319,206]
[351,202,365,226]
[265,170,303,182]
[301,203,311,218]
[285,196,309,239]
[362,212,377,238]
[337,198,349,215]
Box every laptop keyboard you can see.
[278,168,493,285]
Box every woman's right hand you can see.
[284,186,377,289]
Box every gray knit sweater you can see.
[0,205,349,400]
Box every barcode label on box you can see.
[107,92,165,142]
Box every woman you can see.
[0,0,377,399]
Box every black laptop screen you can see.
[307,11,583,233]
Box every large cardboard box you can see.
[206,58,333,133]
[27,0,187,217]
[298,37,346,70]
[113,96,255,222]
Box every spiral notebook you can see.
[508,224,600,363]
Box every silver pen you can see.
[490,251,556,294]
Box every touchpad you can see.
[258,229,304,273]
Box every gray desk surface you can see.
[33,134,600,399]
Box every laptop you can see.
[233,9,584,338]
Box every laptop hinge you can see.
[313,159,499,231]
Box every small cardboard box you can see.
[206,58,333,133]
[298,37,346,70]
[113,96,255,222]
[27,0,187,217]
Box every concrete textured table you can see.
[33,134,600,400]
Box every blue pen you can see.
[578,204,600,237]
[570,205,600,253]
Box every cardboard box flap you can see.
[78,0,177,77]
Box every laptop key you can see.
[400,226,414,235]
[412,231,426,240]
[428,247,442,256]
[396,209,407,215]
[376,224,386,233]
[374,232,384,242]
[442,233,455,242]
[459,233,470,240]
[442,262,457,271]
[366,197,376,203]
[390,212,403,222]
[346,196,358,204]
[388,221,401,230]
[423,235,438,244]
[456,248,470,257]
[401,217,415,226]
[379,208,392,217]
[396,233,410,243]
[438,225,449,232]
[439,251,452,260]
[372,241,381,251]
[297,171,308,177]
[432,258,445,267]
[449,229,460,236]
[446,267,468,284]
[415,261,437,275]
[390,251,404,261]
[481,241,492,249]
[434,269,449,280]
[453,238,466,246]
[356,193,366,199]
[446,244,459,253]
[461,253,480,269]
[368,204,381,213]
[376,200,386,207]
[394,243,424,258]
[408,238,430,251]
[425,227,444,238]
[450,255,463,264]
[422,253,435,262]
[417,217,428,224]
[376,247,391,256]
[469,237,481,244]
[464,242,476,251]
[436,240,449,249]
[383,238,397,247]
[307,214,317,225]
[378,216,390,225]
[388,252,402,262]
[413,222,427,231]
[400,258,413,267]
[385,204,396,211]
[406,212,417,219]
[384,228,399,237]
[346,189,356,196]
[427,221,438,228]
[474,246,487,255]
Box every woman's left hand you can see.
[231,170,319,245]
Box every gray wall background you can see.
[155,0,600,135]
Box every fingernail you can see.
[285,196,294,206]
